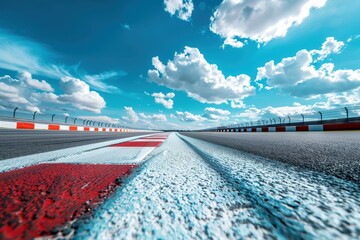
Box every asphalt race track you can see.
[0,132,359,239]
[0,129,154,160]
[180,131,360,183]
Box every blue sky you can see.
[0,0,359,130]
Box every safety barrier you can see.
[209,106,360,132]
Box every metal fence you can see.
[0,105,127,129]
[214,105,360,131]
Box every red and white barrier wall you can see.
[218,122,360,132]
[0,120,156,132]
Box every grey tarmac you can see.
[180,131,360,183]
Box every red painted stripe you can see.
[84,127,90,131]
[296,125,309,131]
[243,128,247,132]
[276,126,286,132]
[111,141,163,147]
[94,128,99,132]
[16,122,35,129]
[252,128,256,132]
[109,129,113,132]
[0,163,136,239]
[324,122,360,131]
[262,127,269,132]
[48,124,60,131]
[102,128,106,132]
[69,126,77,131]
[115,129,118,132]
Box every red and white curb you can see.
[219,122,360,132]
[0,133,170,239]
[0,120,155,132]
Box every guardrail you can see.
[0,105,138,131]
[205,105,360,132]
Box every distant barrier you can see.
[0,105,154,132]
[206,106,360,132]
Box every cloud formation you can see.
[0,28,123,94]
[256,37,360,98]
[139,113,168,122]
[123,106,139,122]
[175,111,206,122]
[164,0,194,21]
[148,47,255,106]
[310,37,345,61]
[58,77,106,113]
[202,107,231,121]
[210,0,327,48]
[151,92,175,109]
[0,72,106,114]
[18,71,54,92]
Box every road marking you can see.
[0,163,136,239]
[0,133,169,238]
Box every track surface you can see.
[181,132,360,183]
[75,133,360,239]
[0,129,153,160]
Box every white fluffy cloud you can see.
[210,0,327,48]
[148,47,255,105]
[139,113,168,122]
[58,77,106,113]
[17,71,54,92]
[204,107,230,116]
[176,111,206,122]
[310,37,345,61]
[203,107,231,121]
[256,37,360,98]
[123,106,139,122]
[151,92,175,109]
[230,99,246,108]
[31,92,60,104]
[164,0,194,21]
[0,82,28,104]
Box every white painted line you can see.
[131,139,165,142]
[52,147,155,164]
[0,134,155,173]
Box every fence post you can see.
[33,111,37,120]
[319,111,323,123]
[13,107,18,118]
[279,117,282,124]
[273,118,276,124]
[344,107,349,121]
[288,116,291,124]
[301,114,304,124]
[52,114,55,122]
[74,118,77,124]
[83,119,86,125]
[65,116,69,124]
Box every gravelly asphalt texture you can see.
[180,132,360,183]
[0,129,152,160]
